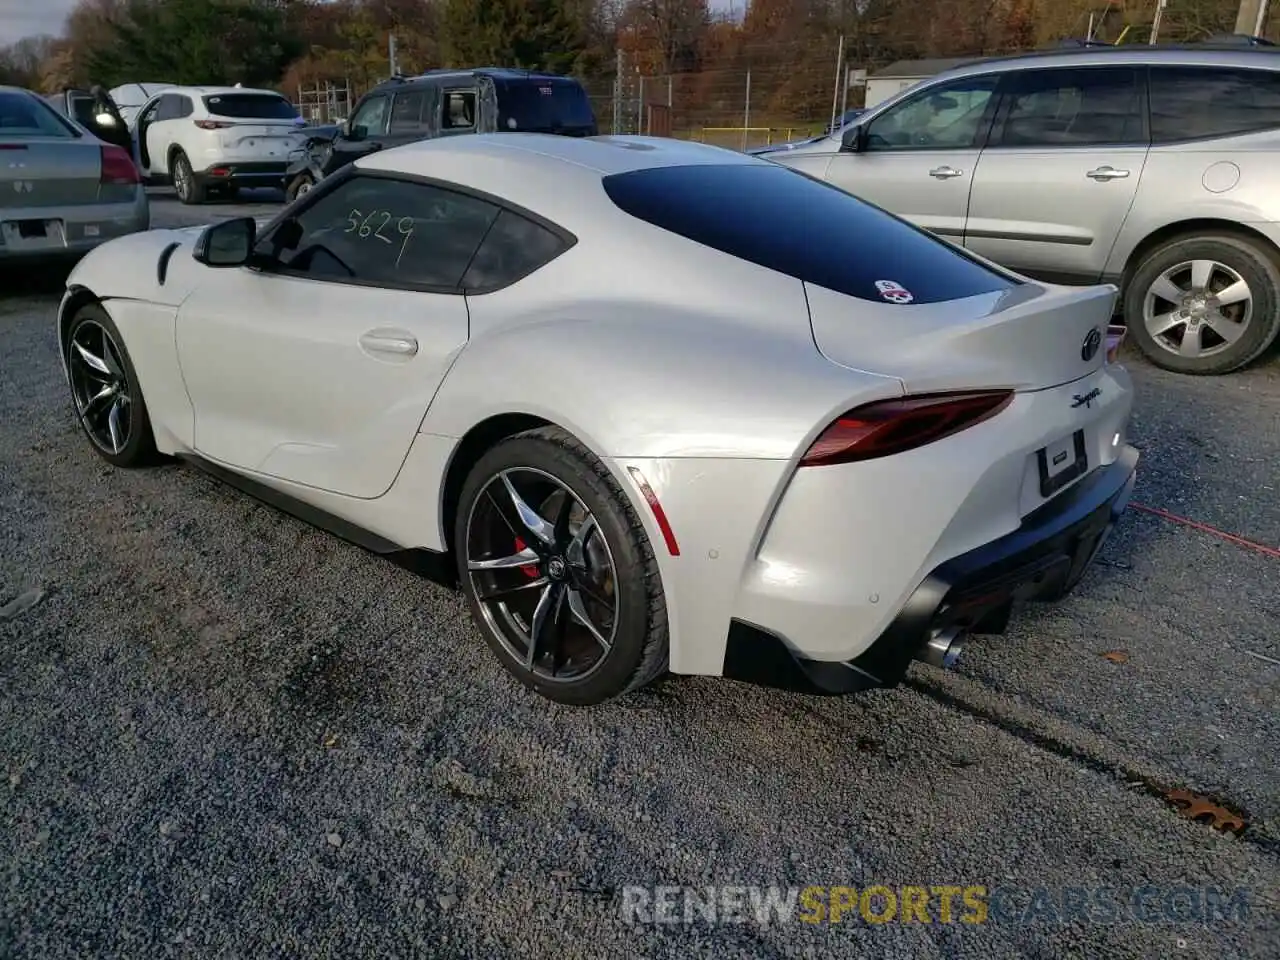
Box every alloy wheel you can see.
[68,320,133,455]
[1142,259,1253,359]
[174,159,190,201]
[464,468,618,683]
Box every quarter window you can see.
[993,67,1142,147]
[1149,66,1280,142]
[462,208,572,292]
[443,91,476,130]
[864,77,998,151]
[263,175,501,289]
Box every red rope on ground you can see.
[1130,503,1280,560]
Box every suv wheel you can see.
[171,150,206,205]
[1124,234,1280,375]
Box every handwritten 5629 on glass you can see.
[345,208,416,268]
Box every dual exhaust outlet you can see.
[922,626,965,670]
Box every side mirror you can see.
[841,124,864,153]
[193,217,256,267]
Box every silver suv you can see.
[763,45,1280,375]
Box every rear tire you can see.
[172,150,206,205]
[454,427,669,706]
[1123,233,1280,375]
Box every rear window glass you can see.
[601,163,1017,304]
[0,92,78,138]
[203,93,299,120]
[1149,66,1280,142]
[497,81,596,132]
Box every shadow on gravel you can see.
[0,261,78,297]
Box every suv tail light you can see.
[799,391,1014,467]
[99,144,139,185]
[195,119,233,130]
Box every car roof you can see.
[373,68,580,92]
[150,85,286,97]
[932,43,1280,81]
[355,133,759,231]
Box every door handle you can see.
[359,330,418,358]
[929,166,963,179]
[1086,166,1130,181]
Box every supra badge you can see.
[1081,327,1102,362]
[1071,387,1102,409]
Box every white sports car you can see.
[56,133,1139,705]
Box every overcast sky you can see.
[0,0,78,45]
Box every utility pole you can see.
[829,35,844,134]
[389,34,398,77]
[1235,0,1270,37]
[613,48,623,136]
[1150,0,1168,44]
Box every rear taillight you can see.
[195,120,233,130]
[99,144,139,185]
[799,391,1014,467]
[1105,324,1126,364]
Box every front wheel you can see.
[1124,234,1280,375]
[65,304,161,467]
[454,427,669,706]
[285,172,314,203]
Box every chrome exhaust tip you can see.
[922,627,965,670]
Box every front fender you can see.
[64,226,206,309]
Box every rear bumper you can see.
[0,193,149,261]
[198,161,289,186]
[723,445,1139,694]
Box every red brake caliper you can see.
[512,537,541,579]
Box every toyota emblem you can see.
[1081,327,1102,362]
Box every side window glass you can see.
[269,176,500,288]
[350,95,388,138]
[389,90,426,133]
[154,96,176,121]
[462,209,571,292]
[1150,66,1280,142]
[864,77,998,151]
[442,90,477,131]
[176,96,194,119]
[995,67,1142,147]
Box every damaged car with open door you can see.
[284,67,597,199]
[43,86,132,152]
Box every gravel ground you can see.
[1,200,1277,958]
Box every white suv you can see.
[131,85,306,204]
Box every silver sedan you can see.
[0,85,149,263]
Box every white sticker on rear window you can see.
[875,279,914,304]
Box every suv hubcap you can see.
[1142,259,1253,359]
